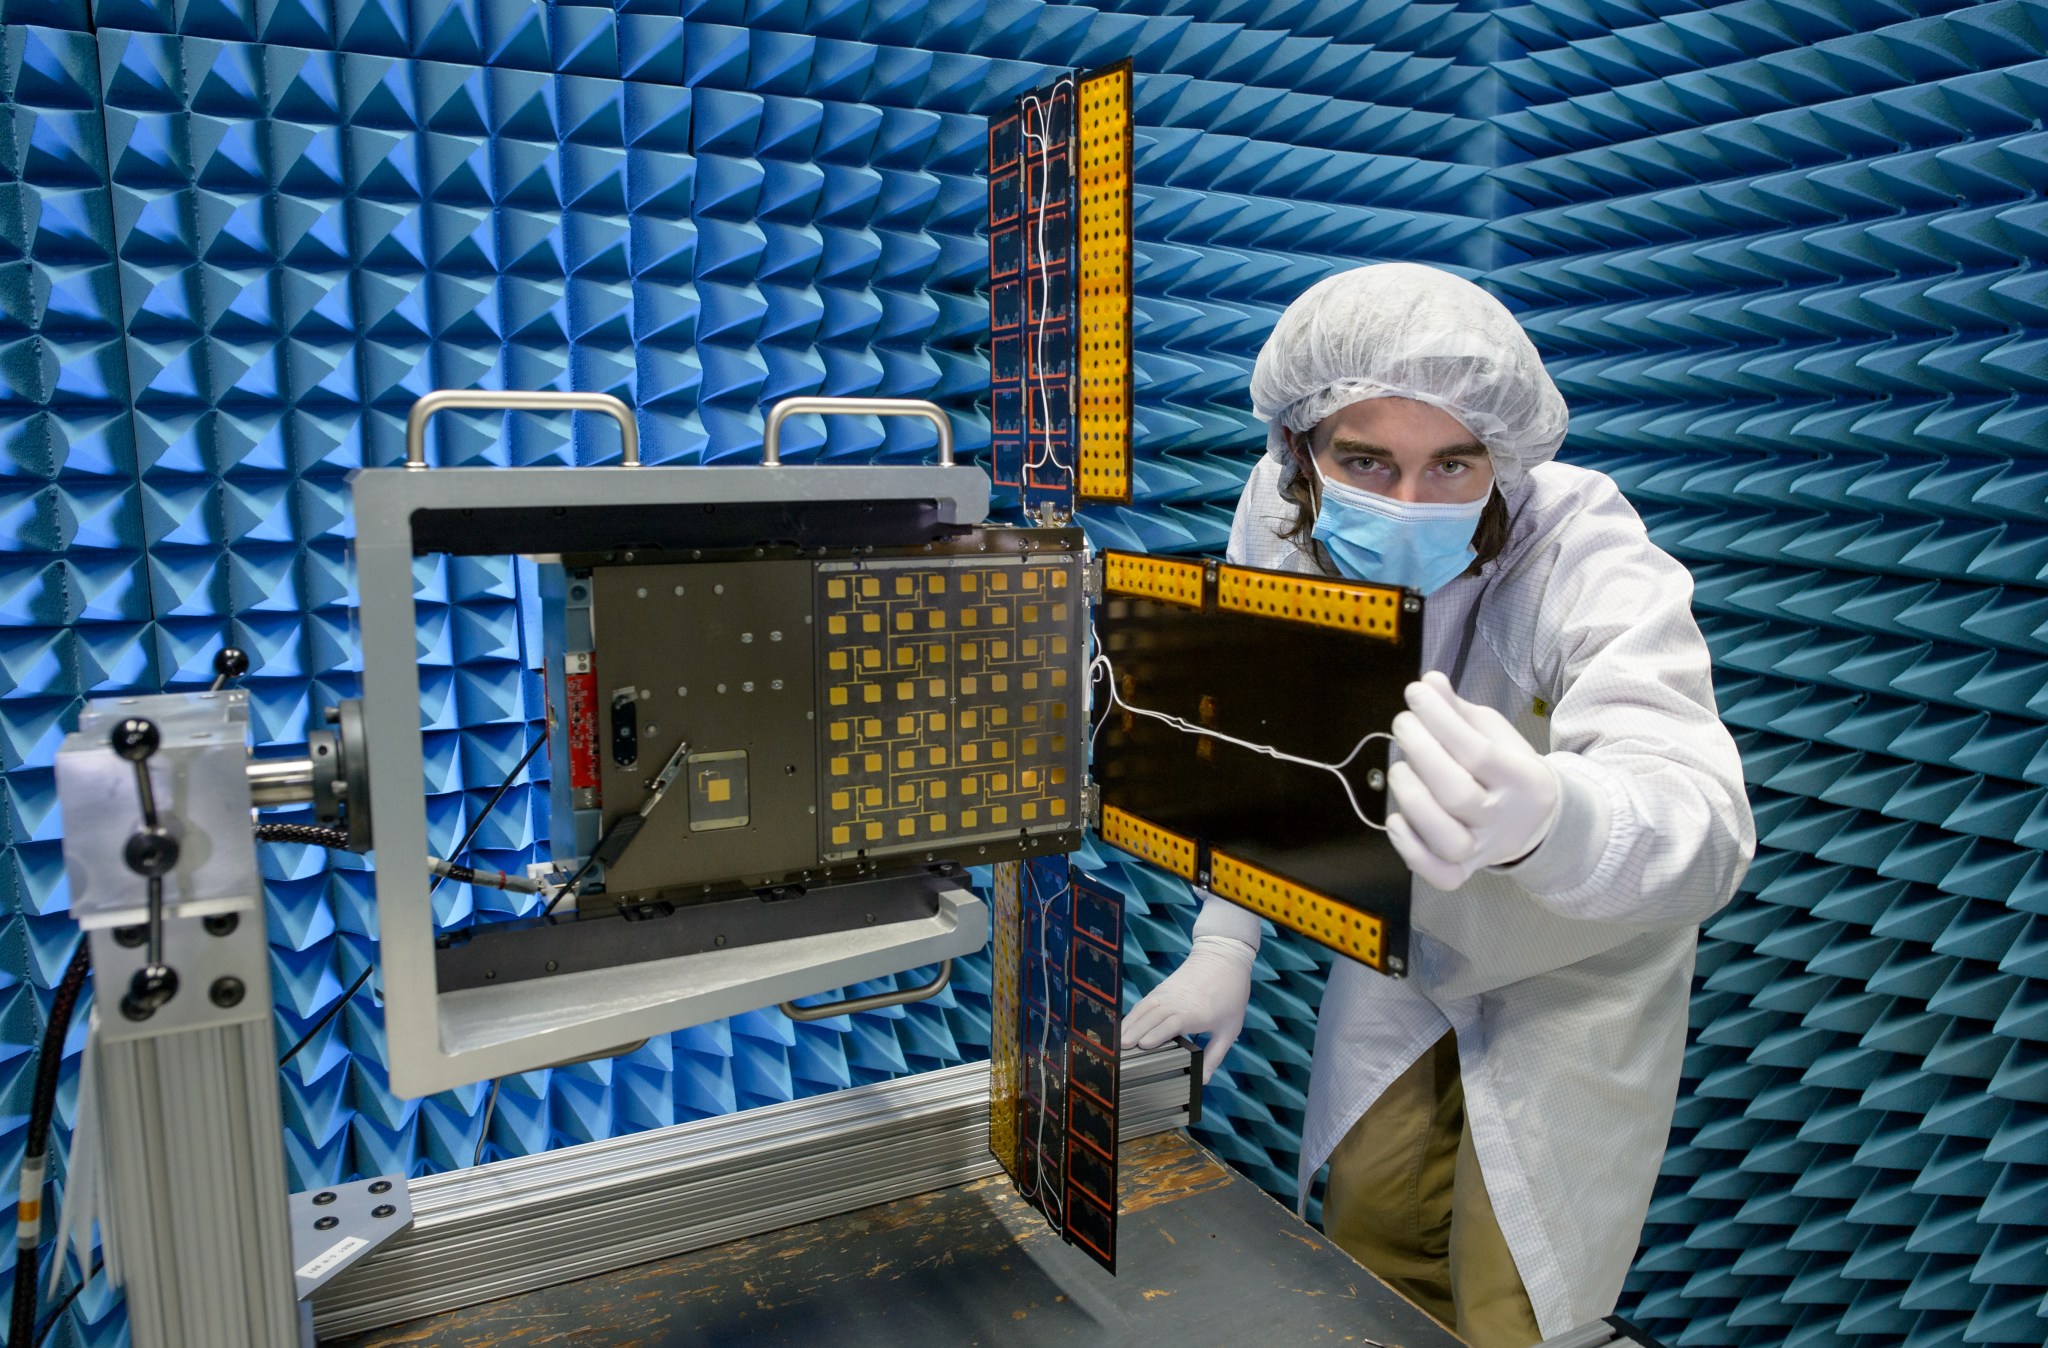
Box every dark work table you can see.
[333,1129,1465,1347]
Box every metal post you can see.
[58,692,299,1348]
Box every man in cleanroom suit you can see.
[1121,263,1756,1346]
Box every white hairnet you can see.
[1249,263,1568,495]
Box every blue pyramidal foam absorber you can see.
[8,1,2046,1345]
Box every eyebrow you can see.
[1327,438,1489,461]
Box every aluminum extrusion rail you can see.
[314,1044,1199,1338]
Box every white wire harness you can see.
[1088,636,1393,833]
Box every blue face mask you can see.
[1309,465,1486,595]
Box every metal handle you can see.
[779,959,952,1022]
[405,390,639,469]
[761,397,954,467]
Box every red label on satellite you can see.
[565,655,599,791]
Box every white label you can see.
[296,1235,369,1282]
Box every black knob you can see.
[123,827,179,878]
[120,965,179,1021]
[214,647,249,680]
[111,718,160,763]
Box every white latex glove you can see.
[1386,670,1563,891]
[1121,934,1254,1084]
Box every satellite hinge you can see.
[1081,780,1101,830]
[1083,556,1105,602]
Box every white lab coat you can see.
[1195,456,1754,1337]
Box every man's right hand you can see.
[1120,935,1256,1084]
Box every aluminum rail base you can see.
[314,1043,1200,1338]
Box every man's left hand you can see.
[1386,671,1563,890]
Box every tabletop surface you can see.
[333,1129,1466,1347]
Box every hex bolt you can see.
[713,935,727,947]
[210,976,246,1008]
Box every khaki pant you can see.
[1323,1034,1543,1348]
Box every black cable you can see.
[11,943,92,1348]
[255,823,351,848]
[458,732,548,863]
[32,1255,102,1348]
[473,1077,502,1167]
[276,731,546,1067]
[277,962,374,1068]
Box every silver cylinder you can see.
[246,756,316,807]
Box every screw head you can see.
[204,913,239,938]
[312,1191,337,1206]
[113,924,148,948]
[372,1204,397,1220]
[209,976,246,1008]
[313,1215,338,1231]
[368,1180,393,1195]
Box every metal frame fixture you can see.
[353,394,997,1096]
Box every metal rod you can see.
[312,1044,1198,1339]
[126,755,165,972]
[404,391,639,470]
[761,397,954,467]
[246,757,316,807]
[779,959,951,1021]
